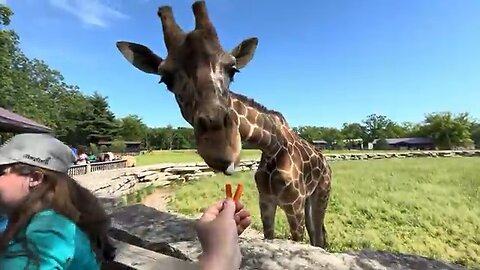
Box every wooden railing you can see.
[67,160,128,176]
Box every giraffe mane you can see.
[230,90,288,124]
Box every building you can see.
[0,107,52,144]
[311,139,328,150]
[341,138,364,150]
[0,107,52,134]
[372,137,435,150]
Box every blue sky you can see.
[4,0,480,128]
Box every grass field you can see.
[167,157,480,268]
[135,149,414,166]
[135,149,262,166]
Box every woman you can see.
[0,133,115,269]
[0,133,252,269]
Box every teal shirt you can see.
[0,209,100,270]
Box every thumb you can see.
[219,199,236,218]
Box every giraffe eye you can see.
[159,73,174,89]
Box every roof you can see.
[373,137,434,145]
[312,140,327,144]
[0,107,52,134]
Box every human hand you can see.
[196,199,251,270]
[233,200,251,235]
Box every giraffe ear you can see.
[116,41,163,75]
[230,37,258,69]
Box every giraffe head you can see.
[115,1,258,174]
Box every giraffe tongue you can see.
[224,162,235,175]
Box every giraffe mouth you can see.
[223,162,236,175]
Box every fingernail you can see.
[222,199,232,209]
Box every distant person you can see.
[77,151,89,165]
[0,133,115,269]
[88,153,97,162]
[71,146,78,157]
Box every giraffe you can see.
[115,1,332,248]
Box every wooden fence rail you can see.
[68,160,128,176]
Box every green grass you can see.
[121,184,158,205]
[135,149,262,166]
[167,157,480,268]
[135,148,417,166]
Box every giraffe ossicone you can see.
[115,0,332,249]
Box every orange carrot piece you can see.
[225,183,233,199]
[233,183,244,202]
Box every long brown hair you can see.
[0,163,115,266]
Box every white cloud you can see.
[0,0,7,5]
[48,0,127,28]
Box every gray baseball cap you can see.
[0,133,76,173]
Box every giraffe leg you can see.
[258,195,277,239]
[304,195,316,246]
[279,198,306,242]
[310,184,331,248]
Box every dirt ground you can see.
[142,187,175,213]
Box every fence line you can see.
[68,160,128,176]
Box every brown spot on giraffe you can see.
[115,0,332,248]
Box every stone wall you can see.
[102,201,468,270]
[92,150,480,198]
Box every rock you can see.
[136,170,157,179]
[160,174,182,181]
[107,204,468,270]
[141,173,160,182]
[165,167,202,174]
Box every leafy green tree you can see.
[118,114,148,142]
[341,122,366,140]
[295,126,323,142]
[110,139,126,153]
[471,122,480,149]
[172,127,195,149]
[362,114,395,142]
[76,92,121,144]
[420,112,473,149]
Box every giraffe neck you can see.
[230,92,287,156]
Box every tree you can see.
[362,114,395,142]
[470,121,480,149]
[172,127,195,149]
[319,127,343,148]
[401,122,424,137]
[341,122,366,140]
[76,92,121,144]
[421,112,473,149]
[295,126,323,142]
[118,114,148,142]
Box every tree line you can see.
[1,5,479,152]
